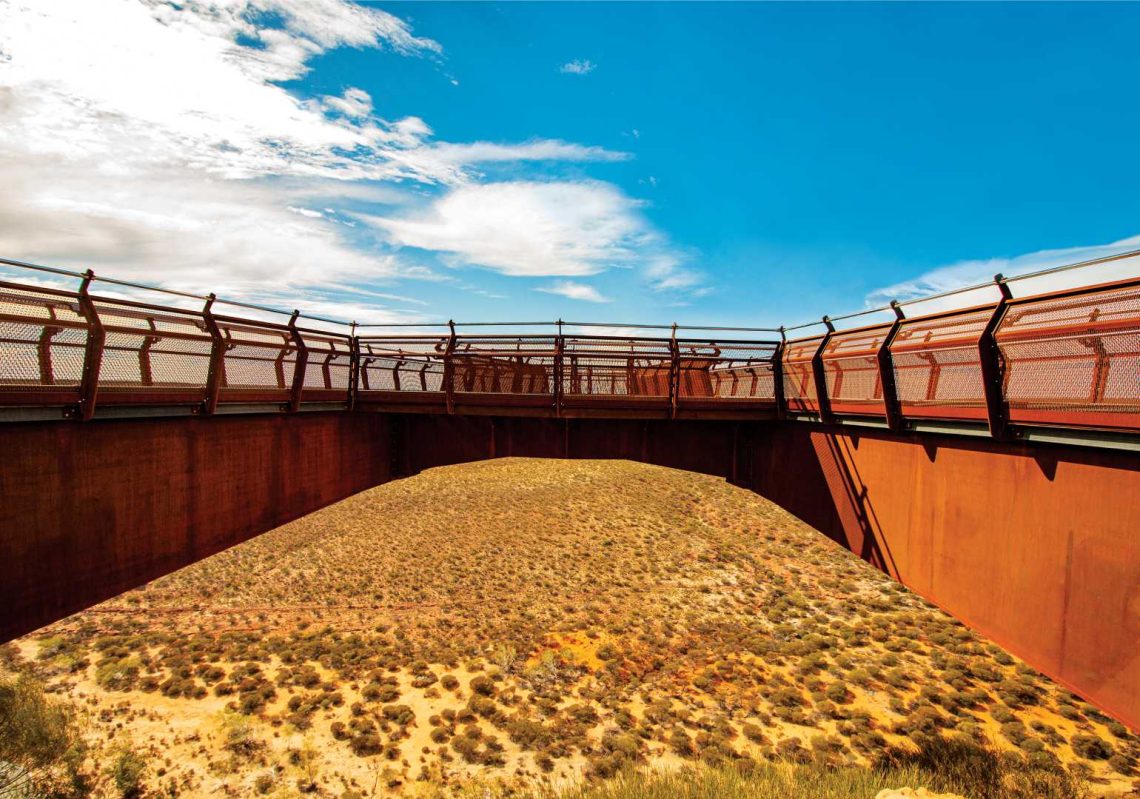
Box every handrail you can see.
[6,247,1136,335]
[1,255,1138,439]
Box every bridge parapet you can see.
[1,256,1138,445]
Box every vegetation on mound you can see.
[0,672,91,798]
[9,459,1137,797]
[449,737,1091,799]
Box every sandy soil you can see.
[6,458,1136,798]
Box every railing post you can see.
[773,327,786,419]
[980,274,1013,439]
[554,319,564,416]
[76,270,104,421]
[444,320,457,414]
[348,322,359,411]
[879,300,906,431]
[201,293,224,415]
[668,322,679,419]
[811,316,836,423]
[288,310,308,412]
[37,308,61,386]
[139,317,159,387]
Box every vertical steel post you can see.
[37,308,61,386]
[773,327,787,419]
[139,317,159,387]
[979,274,1013,439]
[444,320,457,414]
[288,310,308,412]
[811,316,836,423]
[348,322,359,410]
[76,270,104,421]
[554,319,564,415]
[202,293,224,414]
[668,322,679,419]
[878,300,906,431]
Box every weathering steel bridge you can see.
[1,253,1138,730]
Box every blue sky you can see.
[1,1,1138,328]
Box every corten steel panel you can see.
[996,281,1140,431]
[781,335,824,414]
[0,412,393,641]
[889,304,997,422]
[819,323,892,417]
[748,423,1140,732]
[392,413,740,482]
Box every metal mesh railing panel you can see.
[891,306,995,351]
[452,336,556,396]
[93,302,212,391]
[888,307,994,417]
[299,333,352,391]
[0,285,88,394]
[996,284,1140,427]
[358,337,448,393]
[781,335,823,411]
[820,325,891,412]
[675,340,777,401]
[891,346,987,407]
[562,337,672,398]
[216,322,296,391]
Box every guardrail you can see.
[1,258,1138,444]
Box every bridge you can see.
[1,253,1138,730]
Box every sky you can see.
[0,0,1138,330]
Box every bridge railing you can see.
[1,257,1138,440]
[995,279,1140,431]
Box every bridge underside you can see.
[2,412,1137,730]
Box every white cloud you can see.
[363,181,655,277]
[866,235,1140,315]
[321,87,373,118]
[0,0,631,309]
[536,281,611,303]
[644,254,708,294]
[559,59,596,76]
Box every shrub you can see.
[742,723,767,744]
[669,729,694,757]
[470,676,496,696]
[507,718,552,750]
[108,748,147,799]
[1071,734,1113,760]
[0,674,87,798]
[350,733,383,757]
[1107,753,1133,775]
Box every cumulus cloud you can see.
[866,235,1140,315]
[0,0,634,311]
[363,181,656,277]
[559,59,596,76]
[536,281,611,303]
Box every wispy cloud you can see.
[0,0,633,312]
[559,59,596,76]
[866,235,1140,314]
[536,281,611,303]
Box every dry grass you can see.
[8,458,1137,798]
